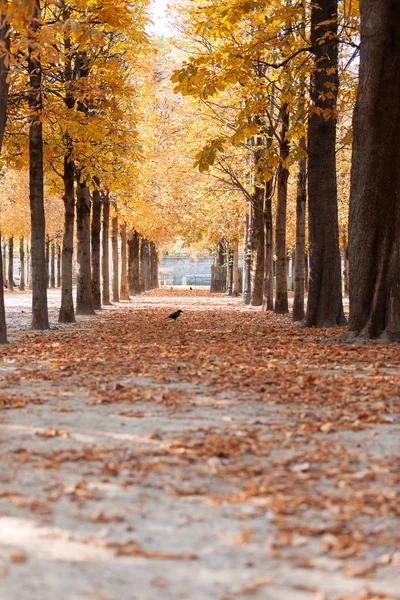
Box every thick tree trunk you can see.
[8,236,13,292]
[150,242,159,289]
[275,103,290,314]
[127,230,141,295]
[233,239,239,296]
[28,1,49,330]
[250,185,264,306]
[59,154,75,323]
[347,0,400,341]
[56,243,61,288]
[50,242,55,288]
[293,137,307,322]
[0,238,6,343]
[101,194,111,305]
[111,216,119,303]
[303,0,345,328]
[76,177,95,315]
[91,188,101,309]
[19,237,25,291]
[120,223,129,300]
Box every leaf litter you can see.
[0,289,399,599]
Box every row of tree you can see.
[170,0,400,341]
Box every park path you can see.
[0,289,399,600]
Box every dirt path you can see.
[0,289,399,600]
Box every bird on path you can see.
[167,309,183,321]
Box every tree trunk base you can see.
[76,307,96,316]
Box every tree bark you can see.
[293,136,307,322]
[119,222,129,300]
[76,176,95,315]
[28,0,49,330]
[101,194,111,305]
[56,242,61,288]
[2,241,6,286]
[91,187,101,309]
[303,0,345,328]
[59,154,75,323]
[8,236,13,292]
[343,231,349,297]
[45,235,50,287]
[347,0,400,341]
[250,185,264,306]
[0,238,6,343]
[233,238,239,296]
[275,102,290,314]
[111,216,119,302]
[139,238,149,292]
[150,242,159,289]
[143,239,151,291]
[262,180,274,311]
[128,230,141,295]
[19,237,25,291]
[27,242,31,289]
[50,241,55,288]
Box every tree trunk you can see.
[250,185,264,306]
[91,187,101,309]
[343,232,349,297]
[262,180,274,311]
[2,241,6,286]
[119,223,129,300]
[56,242,61,288]
[347,0,400,341]
[50,242,55,288]
[111,216,119,302]
[243,212,250,299]
[304,252,309,293]
[150,242,159,289]
[27,242,31,289]
[139,238,148,292]
[76,177,95,315]
[216,239,225,266]
[28,0,49,330]
[303,0,345,328]
[19,237,25,291]
[293,136,307,322]
[233,238,239,296]
[142,239,151,291]
[59,154,75,323]
[0,0,10,155]
[45,235,50,287]
[127,230,141,295]
[101,194,111,305]
[0,238,6,343]
[275,103,290,314]
[8,236,13,292]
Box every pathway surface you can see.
[0,289,399,600]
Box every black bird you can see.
[167,309,183,321]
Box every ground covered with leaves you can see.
[0,289,399,600]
